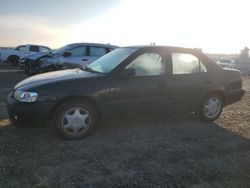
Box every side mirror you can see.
[119,68,136,77]
[63,51,71,57]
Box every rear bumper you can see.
[6,92,56,125]
[226,88,245,105]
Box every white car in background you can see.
[19,43,119,75]
[0,44,51,65]
[216,59,236,69]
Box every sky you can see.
[0,0,250,54]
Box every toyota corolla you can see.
[6,46,245,139]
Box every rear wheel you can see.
[54,101,98,139]
[199,94,224,122]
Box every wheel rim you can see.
[61,107,91,136]
[204,97,221,119]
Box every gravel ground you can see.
[0,64,250,188]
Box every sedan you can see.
[6,46,245,139]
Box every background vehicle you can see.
[19,43,118,75]
[216,59,236,69]
[0,44,51,65]
[6,46,245,139]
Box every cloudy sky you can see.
[0,0,250,53]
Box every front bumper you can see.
[6,91,56,125]
[226,88,245,105]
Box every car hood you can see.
[14,69,100,90]
[23,51,51,60]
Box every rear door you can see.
[169,50,210,111]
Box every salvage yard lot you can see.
[0,64,250,188]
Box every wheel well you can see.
[205,90,226,106]
[48,96,102,121]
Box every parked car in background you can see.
[19,43,118,75]
[7,46,245,139]
[0,44,51,65]
[216,59,236,69]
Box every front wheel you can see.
[7,56,19,66]
[199,94,224,122]
[54,101,98,139]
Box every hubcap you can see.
[204,97,221,119]
[61,107,91,136]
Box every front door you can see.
[62,46,88,68]
[107,50,171,116]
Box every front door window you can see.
[126,53,165,76]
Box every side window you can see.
[16,46,26,51]
[70,46,87,57]
[90,47,106,56]
[126,53,165,76]
[172,53,207,74]
[41,47,50,53]
[29,45,39,52]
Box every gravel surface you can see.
[0,66,249,188]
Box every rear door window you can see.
[29,45,40,52]
[172,53,207,74]
[90,47,107,56]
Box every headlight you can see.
[14,90,38,102]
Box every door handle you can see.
[82,59,88,61]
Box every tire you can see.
[54,100,98,139]
[199,94,224,122]
[7,56,20,66]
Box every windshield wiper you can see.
[81,65,104,74]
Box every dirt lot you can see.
[0,63,250,188]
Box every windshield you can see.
[87,48,137,74]
[52,45,73,55]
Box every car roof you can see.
[123,45,203,53]
[67,43,119,48]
